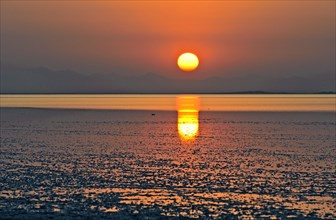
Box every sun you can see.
[177,52,199,72]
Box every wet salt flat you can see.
[0,108,335,219]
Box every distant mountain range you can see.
[1,66,335,94]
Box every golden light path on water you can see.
[176,96,200,141]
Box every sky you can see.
[1,1,335,93]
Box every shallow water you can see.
[0,107,335,219]
[1,94,335,112]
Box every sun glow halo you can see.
[177,52,199,72]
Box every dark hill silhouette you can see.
[1,66,335,94]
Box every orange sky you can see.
[1,1,335,81]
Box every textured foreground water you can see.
[0,108,335,219]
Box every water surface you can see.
[1,94,335,111]
[0,95,335,219]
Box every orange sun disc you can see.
[177,52,199,72]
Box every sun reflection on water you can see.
[177,96,200,141]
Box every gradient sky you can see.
[1,1,335,93]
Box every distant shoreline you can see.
[1,91,335,95]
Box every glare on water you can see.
[0,94,335,112]
[177,96,200,141]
